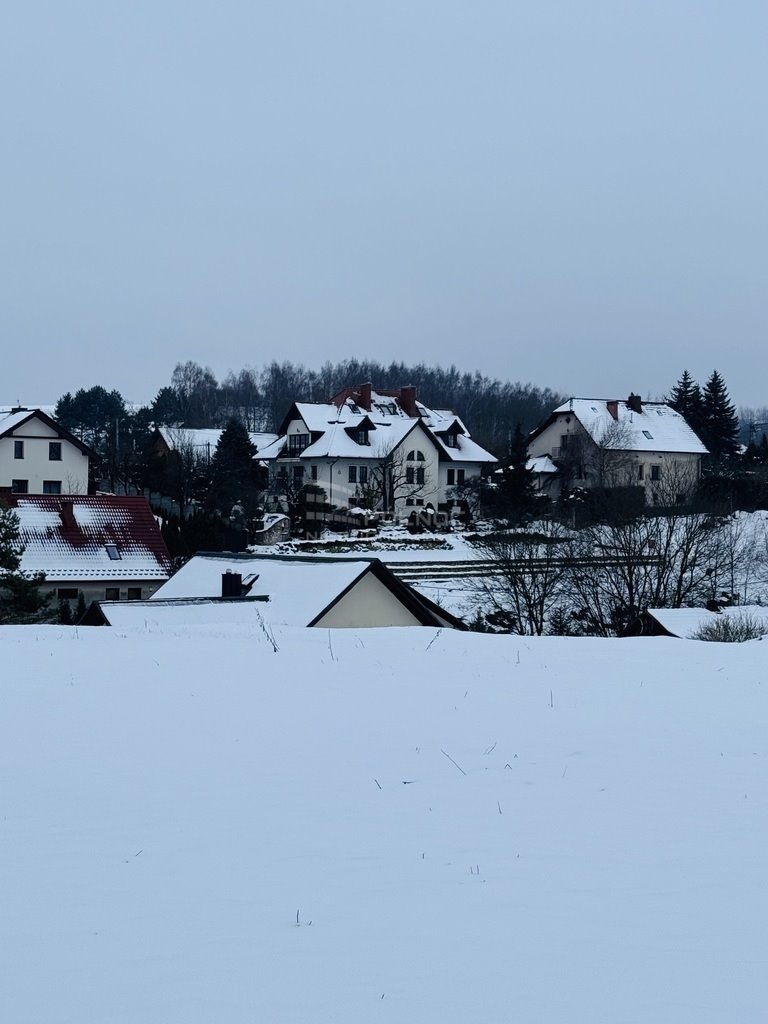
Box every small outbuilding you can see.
[148,552,466,629]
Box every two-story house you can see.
[527,393,709,503]
[260,383,497,518]
[0,407,95,496]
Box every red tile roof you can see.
[7,495,172,581]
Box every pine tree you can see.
[0,503,48,623]
[669,370,705,439]
[701,370,740,460]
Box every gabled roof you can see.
[82,596,270,629]
[0,408,97,457]
[529,398,708,455]
[152,552,466,628]
[8,495,173,581]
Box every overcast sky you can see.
[2,1,767,410]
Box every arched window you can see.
[406,449,425,461]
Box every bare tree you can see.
[472,520,571,635]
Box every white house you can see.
[0,407,95,496]
[527,394,709,503]
[149,552,466,629]
[261,383,497,519]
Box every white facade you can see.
[0,409,91,496]
[263,387,497,519]
[527,397,708,502]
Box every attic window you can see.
[105,544,121,561]
[444,434,458,448]
[642,430,654,440]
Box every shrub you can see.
[693,612,767,643]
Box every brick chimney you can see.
[606,400,619,421]
[221,571,242,598]
[627,393,642,415]
[59,500,75,529]
[357,382,372,412]
[399,385,419,418]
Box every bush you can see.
[693,612,767,643]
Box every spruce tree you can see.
[206,419,260,517]
[701,370,740,460]
[669,370,705,439]
[0,503,48,623]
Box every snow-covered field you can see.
[3,623,768,1023]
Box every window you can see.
[354,430,369,445]
[560,434,569,452]
[457,469,465,485]
[406,498,415,506]
[11,479,28,494]
[415,450,425,461]
[105,544,121,560]
[310,465,318,481]
[650,464,661,481]
[105,587,120,601]
[127,587,142,601]
[43,480,62,494]
[642,430,653,440]
[445,434,457,448]
[359,466,368,485]
[447,469,455,485]
[293,466,304,485]
[348,465,357,484]
[416,467,425,485]
[415,498,424,506]
[407,450,415,461]
[49,441,62,461]
[14,440,23,459]
[57,588,78,600]
[638,464,644,481]
[405,467,415,484]
[288,433,310,454]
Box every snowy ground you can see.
[3,624,768,1023]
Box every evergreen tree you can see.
[0,503,48,623]
[500,423,537,519]
[669,370,705,438]
[206,419,261,517]
[701,370,740,460]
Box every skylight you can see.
[106,544,121,560]
[642,430,653,440]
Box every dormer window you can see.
[444,434,458,448]
[354,429,369,445]
[288,433,310,454]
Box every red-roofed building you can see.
[8,495,173,605]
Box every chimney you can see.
[358,382,372,411]
[60,500,75,529]
[606,400,619,421]
[627,393,642,415]
[399,385,418,417]
[222,571,243,598]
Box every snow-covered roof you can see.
[11,495,172,581]
[275,387,496,465]
[646,605,768,639]
[154,554,379,625]
[547,399,708,455]
[152,553,463,628]
[527,454,559,475]
[157,427,279,455]
[91,597,271,631]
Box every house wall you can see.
[42,578,167,606]
[437,462,482,506]
[0,417,89,495]
[528,414,701,500]
[314,571,424,628]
